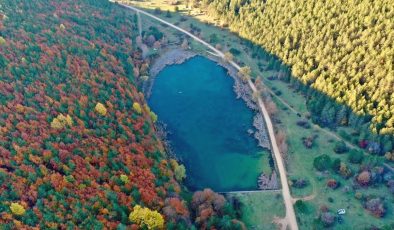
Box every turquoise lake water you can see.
[149,56,265,192]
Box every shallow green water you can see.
[149,56,265,192]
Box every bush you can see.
[291,178,309,188]
[364,198,386,218]
[294,200,308,214]
[385,152,394,161]
[229,48,241,56]
[334,141,348,154]
[296,120,311,129]
[354,192,363,200]
[209,34,219,44]
[357,171,371,186]
[320,211,336,227]
[302,136,315,148]
[165,10,172,18]
[339,162,353,179]
[154,7,161,14]
[313,154,331,171]
[326,179,339,189]
[348,149,364,164]
[331,158,341,172]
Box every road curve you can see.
[119,3,299,230]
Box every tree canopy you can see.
[201,0,394,135]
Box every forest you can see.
[192,0,394,137]
[0,0,243,228]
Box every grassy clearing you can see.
[120,1,394,228]
[227,191,285,230]
[272,78,394,228]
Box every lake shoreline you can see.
[147,48,271,154]
[144,49,196,98]
[147,48,255,110]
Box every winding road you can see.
[119,3,299,230]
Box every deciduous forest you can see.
[0,0,243,228]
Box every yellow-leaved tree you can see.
[170,159,186,181]
[0,36,6,46]
[133,102,142,114]
[59,23,66,31]
[10,203,25,216]
[144,104,158,122]
[51,114,73,129]
[120,174,130,184]
[129,205,164,229]
[224,51,233,62]
[150,111,158,123]
[95,102,107,116]
[238,66,251,82]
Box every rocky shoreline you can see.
[204,55,259,111]
[144,49,196,98]
[204,54,271,150]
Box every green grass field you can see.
[122,1,394,228]
[227,191,285,230]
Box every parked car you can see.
[337,209,346,215]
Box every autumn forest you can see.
[0,0,243,229]
[2,0,394,229]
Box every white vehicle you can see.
[337,209,346,215]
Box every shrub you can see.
[209,34,219,44]
[334,141,348,154]
[302,136,315,148]
[154,7,161,14]
[331,158,341,172]
[223,52,233,62]
[385,152,394,161]
[364,198,386,218]
[320,211,335,227]
[348,149,364,164]
[229,48,241,56]
[165,10,172,18]
[291,178,308,188]
[319,205,329,213]
[296,120,311,129]
[354,192,363,200]
[313,154,331,171]
[294,200,308,214]
[339,163,352,179]
[326,179,339,189]
[357,171,371,186]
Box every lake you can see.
[149,56,266,192]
